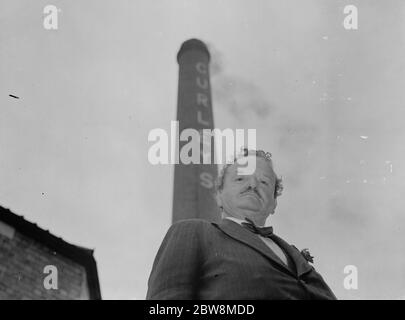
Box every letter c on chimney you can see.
[196,62,207,74]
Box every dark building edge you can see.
[0,205,102,300]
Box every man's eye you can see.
[236,177,243,181]
[261,180,268,185]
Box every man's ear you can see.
[270,198,277,215]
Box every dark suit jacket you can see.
[146,218,337,300]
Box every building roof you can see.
[0,205,101,300]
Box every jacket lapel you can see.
[270,234,313,277]
[212,219,297,278]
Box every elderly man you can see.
[146,149,336,299]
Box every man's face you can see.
[217,156,277,226]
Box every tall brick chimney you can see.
[172,39,219,223]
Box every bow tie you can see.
[241,218,274,237]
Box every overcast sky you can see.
[1,0,404,299]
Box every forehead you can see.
[226,156,275,179]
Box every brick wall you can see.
[0,221,89,300]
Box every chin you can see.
[247,215,267,226]
[242,211,262,218]
[239,204,263,213]
[247,211,269,221]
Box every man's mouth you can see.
[241,191,261,200]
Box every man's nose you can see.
[247,176,258,188]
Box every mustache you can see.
[240,188,262,199]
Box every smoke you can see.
[207,43,274,121]
[207,43,224,77]
[213,75,273,120]
[206,42,324,190]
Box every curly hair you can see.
[214,148,284,198]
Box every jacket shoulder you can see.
[168,218,217,235]
[171,218,215,228]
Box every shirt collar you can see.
[224,216,271,228]
[224,216,246,226]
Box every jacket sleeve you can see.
[146,220,204,300]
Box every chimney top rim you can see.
[177,38,210,63]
